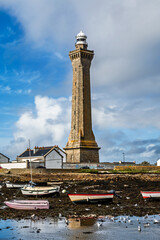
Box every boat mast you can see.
[29,139,33,183]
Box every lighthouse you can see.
[64,31,100,163]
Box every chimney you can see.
[33,146,39,154]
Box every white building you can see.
[17,145,66,169]
[0,153,10,163]
[157,159,160,166]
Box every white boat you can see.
[141,191,160,199]
[21,185,60,196]
[68,193,114,203]
[4,200,49,210]
[5,181,26,188]
[20,140,60,197]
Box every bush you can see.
[140,161,150,166]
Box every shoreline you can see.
[0,171,160,220]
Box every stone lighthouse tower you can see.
[64,31,100,163]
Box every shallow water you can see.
[0,215,160,240]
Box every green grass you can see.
[79,169,99,174]
[108,169,160,174]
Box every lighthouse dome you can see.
[76,31,88,46]
[77,31,86,37]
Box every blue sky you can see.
[0,0,160,164]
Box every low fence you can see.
[0,162,27,169]
[63,163,114,169]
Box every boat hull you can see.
[21,186,60,196]
[4,200,49,210]
[68,193,114,203]
[141,191,160,199]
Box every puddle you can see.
[0,215,160,239]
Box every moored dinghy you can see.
[68,192,114,203]
[5,181,26,188]
[21,184,60,196]
[4,200,49,210]
[141,191,160,199]
[21,140,60,197]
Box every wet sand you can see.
[0,172,160,219]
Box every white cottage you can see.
[157,159,160,166]
[0,153,10,163]
[17,145,66,169]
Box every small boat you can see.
[5,181,26,188]
[4,200,49,210]
[141,191,160,199]
[47,181,63,185]
[20,140,60,197]
[21,185,60,196]
[68,193,114,203]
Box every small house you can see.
[157,159,160,166]
[0,153,10,163]
[17,145,66,169]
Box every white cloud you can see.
[25,89,32,94]
[1,0,160,97]
[3,95,71,158]
[55,52,65,61]
[2,93,160,161]
[0,84,32,95]
[1,1,160,163]
[93,96,160,129]
[13,70,41,84]
[140,144,155,158]
[0,85,11,93]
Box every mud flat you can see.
[0,170,160,219]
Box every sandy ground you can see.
[0,172,160,219]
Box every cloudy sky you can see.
[0,0,160,164]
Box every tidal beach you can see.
[0,170,160,239]
[0,170,160,219]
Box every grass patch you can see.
[79,169,99,174]
[108,168,160,174]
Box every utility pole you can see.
[123,152,125,163]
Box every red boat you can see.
[68,193,114,203]
[141,191,160,199]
